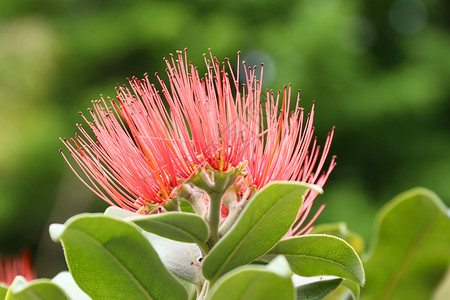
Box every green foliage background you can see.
[0,0,448,277]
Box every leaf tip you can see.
[309,184,324,194]
[49,223,65,242]
[9,275,28,294]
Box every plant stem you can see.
[206,191,222,247]
[197,281,209,300]
[197,242,210,255]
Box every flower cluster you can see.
[61,49,335,236]
[0,249,35,286]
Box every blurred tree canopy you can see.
[0,0,449,277]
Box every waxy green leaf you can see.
[295,278,343,300]
[206,256,295,300]
[265,234,365,285]
[172,276,197,300]
[1,284,8,299]
[6,276,69,300]
[131,212,209,244]
[342,279,360,300]
[363,188,450,300]
[311,222,365,255]
[50,214,188,300]
[106,207,204,285]
[202,182,317,282]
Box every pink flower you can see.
[61,49,335,234]
[0,249,35,286]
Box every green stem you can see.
[162,197,179,211]
[174,184,207,217]
[197,241,210,255]
[197,281,209,300]
[207,191,222,247]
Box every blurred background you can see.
[0,0,449,277]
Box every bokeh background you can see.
[1,0,449,277]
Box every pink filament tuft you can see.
[0,249,35,286]
[61,50,335,235]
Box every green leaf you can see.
[1,284,8,299]
[341,279,360,300]
[202,181,316,282]
[363,187,450,300]
[264,234,365,285]
[5,276,69,300]
[312,278,360,300]
[311,222,365,255]
[172,275,197,300]
[295,278,342,300]
[179,200,195,213]
[206,255,295,300]
[51,214,188,300]
[131,212,209,244]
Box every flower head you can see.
[61,49,335,234]
[0,249,35,286]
